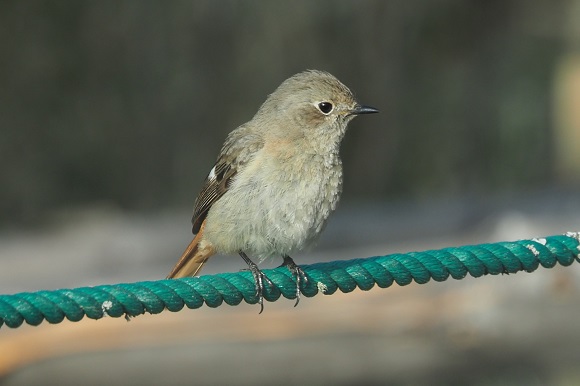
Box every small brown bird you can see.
[167,70,378,312]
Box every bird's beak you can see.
[350,104,379,115]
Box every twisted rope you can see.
[1,233,579,329]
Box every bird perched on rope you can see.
[167,70,378,312]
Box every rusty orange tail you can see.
[167,221,215,279]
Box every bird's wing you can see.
[191,127,264,234]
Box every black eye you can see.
[317,102,333,114]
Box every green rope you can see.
[1,233,579,329]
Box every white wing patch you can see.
[207,166,217,181]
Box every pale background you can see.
[1,1,580,385]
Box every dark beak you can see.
[350,104,379,115]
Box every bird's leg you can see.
[281,255,309,307]
[239,251,273,314]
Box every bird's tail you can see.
[167,222,214,279]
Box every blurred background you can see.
[1,1,580,385]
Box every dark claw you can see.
[239,251,272,314]
[281,255,308,307]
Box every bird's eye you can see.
[317,102,333,114]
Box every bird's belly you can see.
[203,163,342,260]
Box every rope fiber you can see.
[1,233,579,329]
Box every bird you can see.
[167,70,378,312]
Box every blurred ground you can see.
[1,193,579,386]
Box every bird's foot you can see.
[239,252,273,314]
[281,255,308,307]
